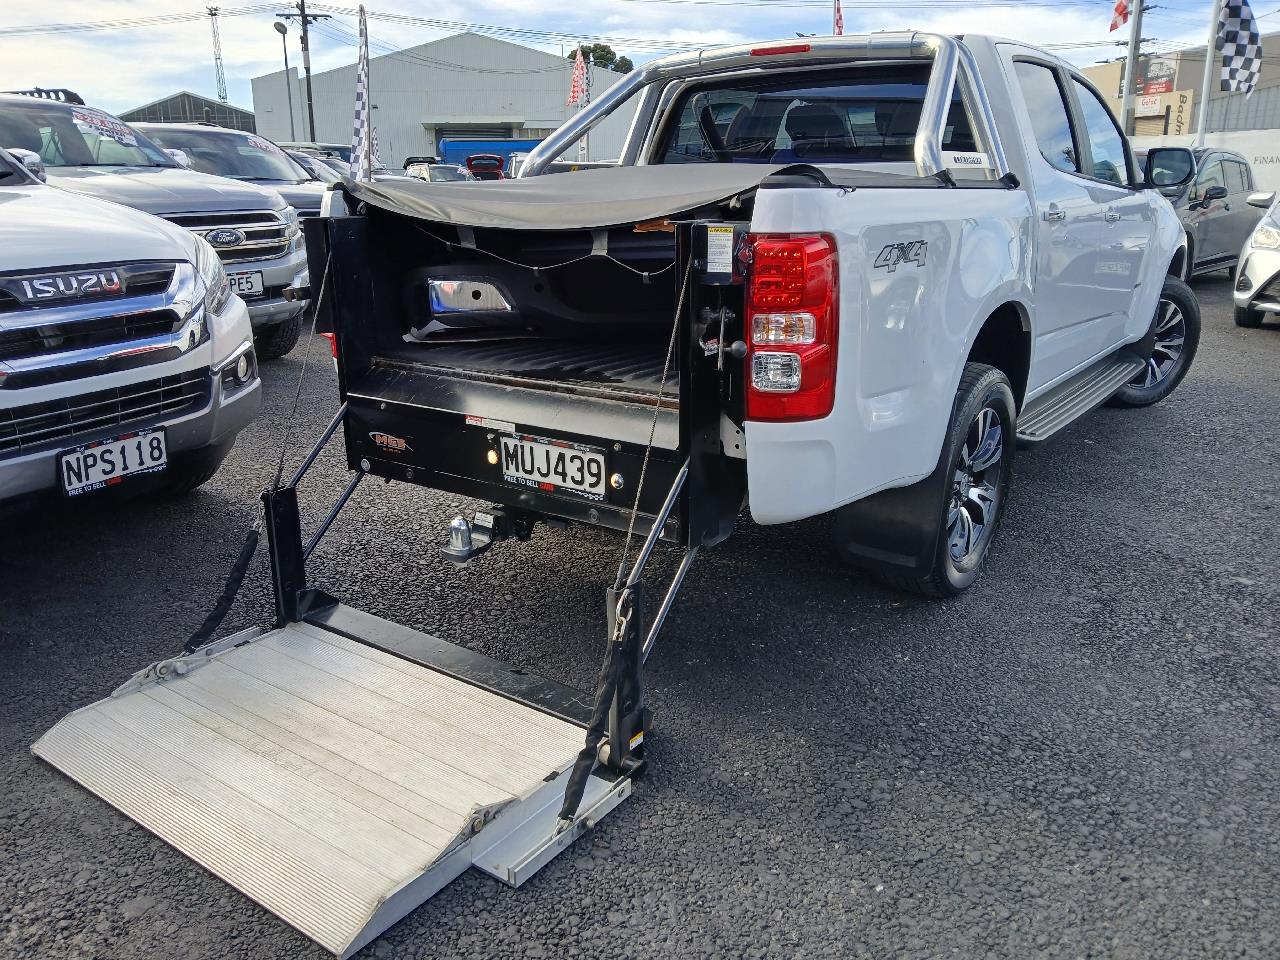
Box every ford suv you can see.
[0,148,260,506]
[0,90,308,360]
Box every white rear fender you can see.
[744,185,1033,525]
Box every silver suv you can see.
[0,91,308,360]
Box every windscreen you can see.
[429,166,474,181]
[141,127,307,182]
[656,63,976,165]
[0,99,175,168]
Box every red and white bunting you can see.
[834,0,844,36]
[567,48,588,107]
[1109,0,1131,32]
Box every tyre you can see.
[1108,276,1200,408]
[871,363,1016,598]
[158,441,234,497]
[254,315,303,361]
[1234,304,1265,328]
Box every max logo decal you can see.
[369,432,412,454]
[874,241,928,273]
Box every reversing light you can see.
[752,312,815,344]
[751,352,802,392]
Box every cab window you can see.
[1012,61,1079,174]
[1070,77,1130,186]
[655,63,977,165]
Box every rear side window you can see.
[1013,61,1079,174]
[1226,160,1250,192]
[655,63,977,165]
[1070,78,1129,186]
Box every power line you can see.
[0,4,280,37]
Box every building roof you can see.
[122,90,253,118]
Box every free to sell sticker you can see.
[71,108,137,146]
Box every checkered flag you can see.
[350,5,374,180]
[1217,0,1263,96]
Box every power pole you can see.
[1118,1,1146,136]
[276,2,330,141]
[208,6,228,104]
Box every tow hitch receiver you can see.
[440,506,533,565]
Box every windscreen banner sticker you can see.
[245,135,286,155]
[71,108,137,146]
[705,225,735,274]
[944,151,991,169]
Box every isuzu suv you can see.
[0,90,308,360]
[0,148,260,506]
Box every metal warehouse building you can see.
[250,32,632,166]
[120,92,256,133]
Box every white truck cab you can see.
[0,148,261,506]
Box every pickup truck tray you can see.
[33,606,630,959]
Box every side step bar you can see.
[1016,352,1144,445]
[34,610,631,959]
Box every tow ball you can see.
[440,507,540,565]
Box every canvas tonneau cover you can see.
[341,164,984,232]
[343,164,788,231]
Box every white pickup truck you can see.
[317,32,1200,596]
[29,34,1212,957]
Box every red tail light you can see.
[745,233,838,421]
[320,332,338,359]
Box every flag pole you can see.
[1120,0,1145,136]
[1196,0,1223,146]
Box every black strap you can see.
[556,626,625,822]
[183,528,260,653]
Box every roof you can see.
[122,90,253,117]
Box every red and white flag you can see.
[567,48,588,106]
[833,0,844,35]
[1109,0,1131,32]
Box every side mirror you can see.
[6,147,46,182]
[1248,190,1276,209]
[164,148,192,168]
[1143,147,1194,190]
[1202,184,1229,203]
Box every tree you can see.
[567,43,633,73]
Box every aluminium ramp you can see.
[33,619,629,959]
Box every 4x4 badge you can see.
[873,241,928,273]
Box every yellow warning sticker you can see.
[629,730,645,749]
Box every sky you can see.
[0,0,1249,116]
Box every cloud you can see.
[0,0,1209,115]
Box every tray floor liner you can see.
[33,622,603,958]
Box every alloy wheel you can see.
[948,405,1004,563]
[1134,297,1186,388]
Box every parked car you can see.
[323,33,1202,597]
[286,149,342,184]
[404,162,476,182]
[465,154,505,180]
[132,122,326,218]
[0,91,309,360]
[1140,147,1267,279]
[1232,190,1280,327]
[278,140,351,162]
[0,147,260,507]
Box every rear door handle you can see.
[1043,208,1066,222]
[1104,209,1121,223]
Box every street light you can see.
[274,21,297,141]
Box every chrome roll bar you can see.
[518,33,1009,181]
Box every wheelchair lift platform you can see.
[34,608,631,959]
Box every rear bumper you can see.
[0,361,260,504]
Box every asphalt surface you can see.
[2,276,1278,960]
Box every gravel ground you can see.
[2,276,1278,960]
